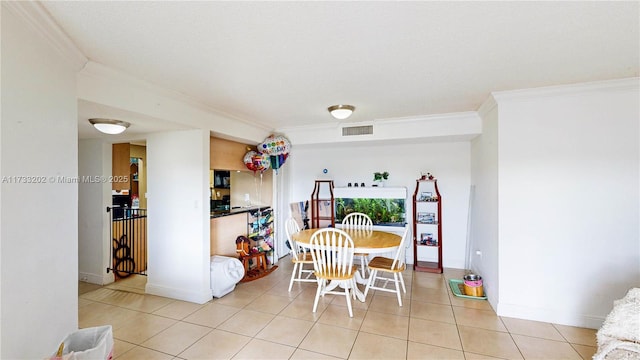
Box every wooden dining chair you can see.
[285,217,315,291]
[364,225,410,306]
[342,212,373,277]
[309,228,357,317]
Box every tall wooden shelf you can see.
[412,178,443,273]
[310,180,334,228]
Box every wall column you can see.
[145,129,211,303]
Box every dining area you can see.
[76,220,597,359]
[286,212,411,317]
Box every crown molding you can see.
[79,61,272,133]
[2,1,88,71]
[373,111,479,125]
[492,77,639,103]
[477,94,498,119]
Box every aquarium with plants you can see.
[335,197,406,226]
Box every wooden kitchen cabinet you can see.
[210,137,252,171]
[112,143,130,191]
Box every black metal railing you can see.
[107,207,147,278]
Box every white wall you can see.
[145,130,212,303]
[1,5,80,358]
[469,97,500,310]
[496,79,640,328]
[78,139,113,285]
[287,140,471,268]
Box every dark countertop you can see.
[210,206,271,219]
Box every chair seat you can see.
[364,226,409,307]
[314,265,358,281]
[292,252,314,263]
[368,257,406,272]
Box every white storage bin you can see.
[210,255,244,298]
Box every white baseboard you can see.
[103,272,115,285]
[445,258,466,270]
[497,302,605,329]
[78,271,115,285]
[145,282,212,304]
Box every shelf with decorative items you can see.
[246,207,275,266]
[310,180,335,228]
[413,174,443,273]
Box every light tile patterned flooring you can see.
[79,257,598,359]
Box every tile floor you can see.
[79,258,598,359]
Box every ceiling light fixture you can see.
[328,104,355,120]
[89,118,131,135]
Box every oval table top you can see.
[291,228,401,254]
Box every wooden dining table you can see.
[291,227,403,302]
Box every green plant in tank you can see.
[336,197,405,225]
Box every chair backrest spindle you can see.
[342,212,373,231]
[391,225,410,270]
[285,217,302,258]
[309,228,354,278]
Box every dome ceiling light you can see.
[328,104,355,120]
[89,118,131,135]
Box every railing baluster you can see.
[108,208,147,277]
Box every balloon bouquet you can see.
[243,134,291,175]
[242,134,292,205]
[243,135,291,262]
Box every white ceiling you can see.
[41,1,639,134]
[77,100,192,142]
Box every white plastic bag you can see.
[49,325,113,360]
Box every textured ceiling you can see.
[42,1,639,132]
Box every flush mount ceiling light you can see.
[89,118,131,135]
[328,104,355,120]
